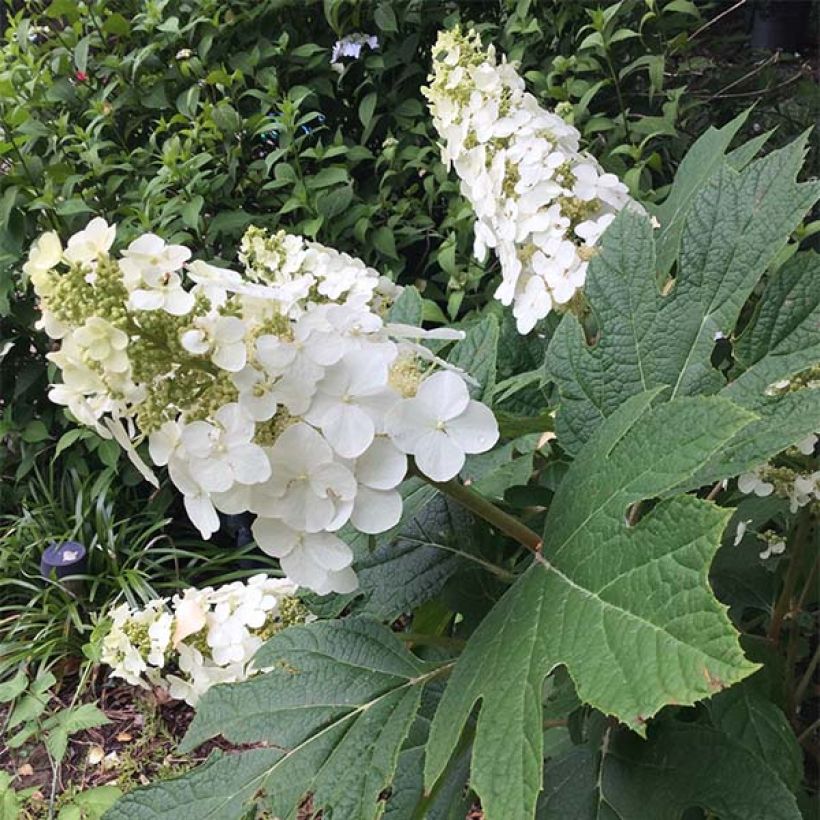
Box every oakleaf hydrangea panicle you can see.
[30,219,499,594]
[101,575,305,705]
[423,27,638,333]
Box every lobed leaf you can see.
[547,133,820,460]
[424,391,760,820]
[107,618,449,820]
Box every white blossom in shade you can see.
[119,233,191,288]
[103,575,305,705]
[423,27,637,333]
[101,599,171,687]
[733,519,752,546]
[330,33,379,66]
[252,518,357,595]
[254,423,356,532]
[796,433,818,455]
[24,231,62,285]
[305,349,401,458]
[737,468,774,497]
[180,315,248,372]
[789,471,820,513]
[759,539,786,560]
[349,436,407,534]
[178,404,271,494]
[127,270,195,316]
[386,370,499,481]
[166,645,232,705]
[63,217,116,265]
[231,365,279,422]
[73,317,130,373]
[187,260,243,308]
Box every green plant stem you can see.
[427,477,542,553]
[603,49,631,142]
[795,642,820,707]
[769,507,812,644]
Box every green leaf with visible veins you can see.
[690,250,820,485]
[547,134,820,458]
[424,391,760,820]
[707,678,803,792]
[537,723,800,819]
[650,109,751,274]
[105,619,450,820]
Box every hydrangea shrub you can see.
[30,28,820,820]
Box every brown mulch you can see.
[0,672,239,815]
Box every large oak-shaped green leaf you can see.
[424,391,759,820]
[106,618,449,820]
[546,134,820,460]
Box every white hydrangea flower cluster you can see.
[738,433,819,513]
[29,219,499,594]
[423,27,637,333]
[101,574,305,706]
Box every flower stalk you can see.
[428,475,542,554]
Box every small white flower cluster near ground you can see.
[738,433,819,514]
[101,575,305,705]
[423,27,637,334]
[28,219,499,594]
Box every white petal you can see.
[180,421,215,458]
[356,437,407,490]
[181,329,209,355]
[164,288,195,316]
[384,398,433,453]
[279,548,329,593]
[148,422,179,466]
[184,494,220,539]
[252,517,299,557]
[413,429,465,482]
[213,340,247,372]
[305,532,354,571]
[190,457,234,493]
[321,403,375,459]
[445,401,499,455]
[416,370,470,420]
[350,487,403,534]
[229,444,272,485]
[128,289,164,311]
